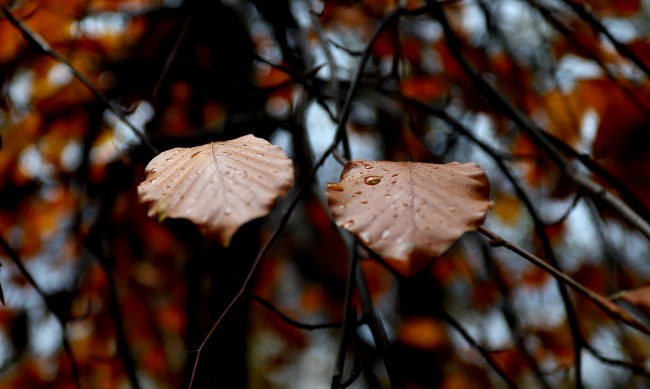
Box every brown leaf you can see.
[138,135,294,246]
[327,160,491,275]
[614,286,650,315]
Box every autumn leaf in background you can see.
[327,160,492,275]
[137,135,294,246]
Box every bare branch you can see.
[0,7,159,155]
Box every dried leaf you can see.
[138,135,294,246]
[614,286,650,315]
[327,160,492,275]
[398,316,448,351]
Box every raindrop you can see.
[353,190,362,195]
[257,153,264,158]
[342,220,354,229]
[364,163,373,169]
[224,207,232,216]
[364,176,381,185]
[151,168,158,173]
[449,207,456,213]
[361,200,368,204]
[327,183,344,192]
[172,150,180,155]
[150,179,158,185]
[381,230,391,239]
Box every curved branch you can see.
[477,226,650,336]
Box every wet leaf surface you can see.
[327,160,492,275]
[138,135,294,246]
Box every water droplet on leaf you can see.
[328,183,344,192]
[364,176,381,185]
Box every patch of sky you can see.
[513,278,567,328]
[581,336,631,389]
[448,308,513,351]
[71,12,128,38]
[7,69,33,109]
[305,101,342,188]
[47,63,73,89]
[602,219,650,278]
[29,310,63,359]
[93,101,155,164]
[289,0,312,28]
[459,0,487,45]
[494,0,553,56]
[410,16,443,44]
[18,145,56,182]
[61,140,84,172]
[555,55,603,92]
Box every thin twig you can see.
[248,293,341,330]
[309,5,342,118]
[559,0,650,78]
[583,342,650,378]
[355,251,403,389]
[440,308,518,389]
[331,244,359,389]
[477,226,650,335]
[482,247,552,389]
[0,7,159,155]
[151,13,192,101]
[86,246,142,389]
[0,235,82,389]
